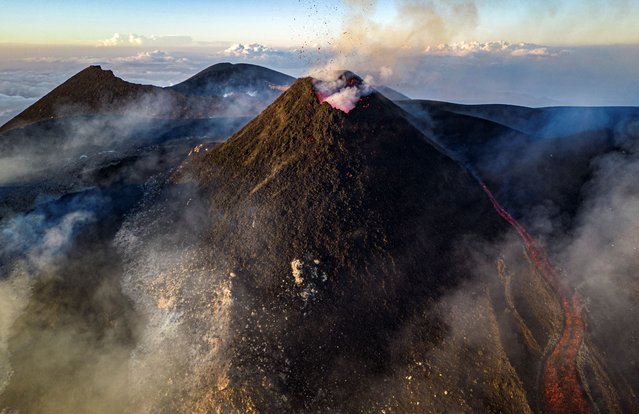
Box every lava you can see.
[480,182,590,414]
[313,73,372,113]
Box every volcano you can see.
[0,66,234,134]
[2,63,636,413]
[167,75,550,412]
[176,75,503,299]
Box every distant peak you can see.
[78,65,115,78]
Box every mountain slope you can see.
[169,76,544,412]
[176,76,502,295]
[399,100,639,230]
[403,99,639,137]
[168,62,294,102]
[0,66,232,134]
[399,99,639,413]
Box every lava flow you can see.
[480,182,590,414]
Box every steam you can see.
[0,69,250,412]
[0,270,29,393]
[0,25,637,410]
[555,124,639,390]
[2,210,96,270]
[0,95,247,186]
[313,72,373,113]
[0,191,105,401]
[308,0,479,84]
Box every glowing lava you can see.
[313,73,372,113]
[480,182,590,414]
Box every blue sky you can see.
[2,0,639,46]
[0,0,343,46]
[0,0,638,121]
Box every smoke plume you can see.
[313,72,373,113]
[310,0,480,84]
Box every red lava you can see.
[480,182,589,414]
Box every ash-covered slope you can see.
[0,66,228,134]
[168,62,294,102]
[171,76,537,412]
[177,76,501,294]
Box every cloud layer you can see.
[1,37,638,127]
[425,41,568,58]
[99,33,195,48]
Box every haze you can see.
[2,0,639,126]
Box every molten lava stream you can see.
[480,183,589,414]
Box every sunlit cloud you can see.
[98,33,195,48]
[425,41,569,58]
[223,43,299,61]
[115,50,190,64]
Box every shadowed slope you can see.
[0,66,228,134]
[173,77,528,411]
[169,62,294,101]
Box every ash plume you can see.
[310,0,480,84]
[313,71,373,113]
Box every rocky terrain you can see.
[0,65,638,413]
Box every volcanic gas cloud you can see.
[313,72,372,113]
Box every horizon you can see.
[1,0,639,126]
[2,2,639,413]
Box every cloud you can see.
[115,50,189,64]
[223,43,296,60]
[0,71,66,126]
[425,41,569,58]
[99,33,195,48]
[1,36,638,114]
[0,94,36,129]
[0,72,65,99]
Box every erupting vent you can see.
[313,71,373,113]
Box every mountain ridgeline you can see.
[1,63,638,413]
[0,63,295,135]
[0,66,224,134]
[169,62,295,101]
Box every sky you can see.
[2,0,639,47]
[1,0,639,124]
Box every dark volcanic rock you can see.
[169,62,294,102]
[174,77,511,411]
[0,66,230,134]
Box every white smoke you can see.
[0,205,98,271]
[313,74,373,113]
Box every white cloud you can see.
[115,50,189,64]
[0,42,637,111]
[0,94,36,127]
[223,43,296,61]
[99,33,195,48]
[0,72,67,98]
[425,41,568,58]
